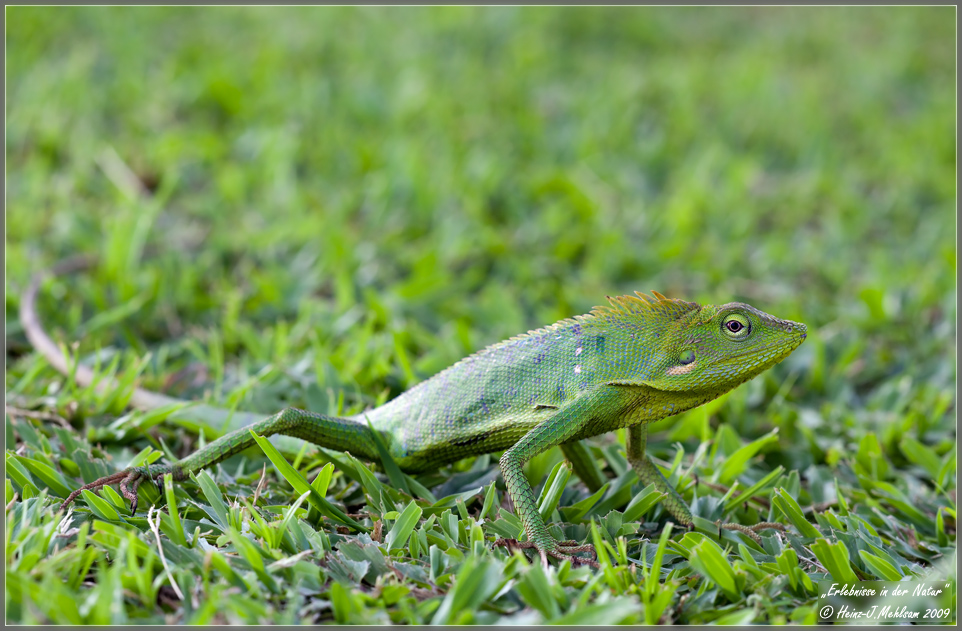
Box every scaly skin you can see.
[32,273,806,566]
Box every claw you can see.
[493,538,600,569]
[717,521,786,544]
[144,464,164,493]
[118,470,146,515]
[120,475,135,515]
[493,538,523,554]
[59,466,166,513]
[125,472,146,515]
[60,470,132,512]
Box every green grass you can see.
[6,6,956,624]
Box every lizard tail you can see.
[20,254,188,411]
[18,255,379,460]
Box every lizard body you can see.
[24,260,806,565]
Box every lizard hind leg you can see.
[59,465,172,514]
[172,407,381,473]
[60,407,382,514]
[280,408,381,461]
[60,470,133,512]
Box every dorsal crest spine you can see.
[591,291,699,321]
[437,291,700,372]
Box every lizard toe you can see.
[60,465,174,513]
[718,521,783,544]
[494,538,600,569]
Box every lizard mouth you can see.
[723,331,807,365]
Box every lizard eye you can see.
[679,349,695,365]
[722,314,751,340]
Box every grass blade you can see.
[249,429,366,531]
[385,500,423,552]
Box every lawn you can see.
[5,6,956,624]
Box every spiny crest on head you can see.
[451,290,700,364]
[590,291,699,322]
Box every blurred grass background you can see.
[5,6,956,624]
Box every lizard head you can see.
[646,300,807,393]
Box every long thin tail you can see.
[20,254,186,411]
[18,255,315,454]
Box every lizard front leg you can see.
[626,424,785,543]
[626,423,693,525]
[496,387,629,568]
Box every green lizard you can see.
[24,257,806,566]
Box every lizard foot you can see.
[60,466,169,515]
[494,538,600,569]
[716,520,787,544]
